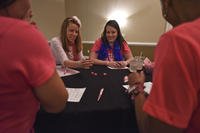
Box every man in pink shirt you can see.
[0,0,68,132]
[128,0,200,133]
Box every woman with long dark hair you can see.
[90,20,133,68]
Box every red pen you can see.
[97,88,104,101]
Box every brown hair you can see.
[101,20,125,48]
[60,17,82,53]
[0,0,16,9]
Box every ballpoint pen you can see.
[97,88,104,102]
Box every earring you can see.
[163,8,168,18]
[163,13,167,18]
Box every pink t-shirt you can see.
[91,38,131,61]
[0,17,55,133]
[143,18,200,132]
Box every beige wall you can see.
[32,0,166,59]
[32,0,65,40]
[66,0,166,42]
[32,0,166,43]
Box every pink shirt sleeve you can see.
[91,39,131,54]
[15,23,56,87]
[0,19,55,132]
[121,41,131,54]
[91,38,102,52]
[143,33,199,128]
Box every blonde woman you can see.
[50,16,93,69]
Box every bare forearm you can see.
[135,93,184,133]
[124,53,133,64]
[135,93,150,133]
[63,60,81,68]
[34,70,68,113]
[92,58,108,66]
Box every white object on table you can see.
[123,81,152,94]
[56,65,79,77]
[66,87,86,102]
[107,66,129,69]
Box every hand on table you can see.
[107,61,127,68]
[128,71,145,86]
[143,57,154,69]
[80,59,93,69]
[116,61,128,68]
[128,71,145,99]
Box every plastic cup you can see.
[129,56,145,72]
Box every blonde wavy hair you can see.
[60,16,82,53]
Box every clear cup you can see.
[83,56,89,60]
[82,56,92,69]
[129,56,145,72]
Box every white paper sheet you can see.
[122,85,129,90]
[56,66,80,77]
[143,82,152,94]
[66,87,86,102]
[122,81,152,94]
[107,66,129,69]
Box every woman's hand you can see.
[107,61,122,68]
[79,59,93,69]
[128,71,145,99]
[128,71,145,87]
[143,57,154,69]
[106,61,128,68]
[117,61,128,68]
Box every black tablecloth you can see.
[34,65,139,133]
